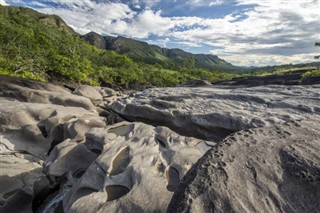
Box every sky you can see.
[1,0,320,66]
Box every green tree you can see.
[315,42,320,59]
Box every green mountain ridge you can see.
[0,5,238,87]
[83,32,239,71]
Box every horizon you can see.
[1,0,319,67]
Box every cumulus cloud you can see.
[169,0,320,66]
[209,0,224,7]
[187,0,224,7]
[0,0,8,5]
[3,0,320,66]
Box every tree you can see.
[315,42,320,71]
[315,42,320,60]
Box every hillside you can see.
[0,5,239,87]
[83,32,238,71]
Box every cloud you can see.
[3,0,320,66]
[0,0,8,5]
[209,0,224,7]
[187,0,224,7]
[131,10,174,37]
[169,0,320,65]
[37,2,136,34]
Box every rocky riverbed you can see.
[0,74,319,213]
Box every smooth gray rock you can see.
[63,122,211,213]
[0,75,95,110]
[108,85,320,141]
[74,85,103,105]
[167,120,320,213]
[0,76,107,212]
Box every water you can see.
[37,184,72,213]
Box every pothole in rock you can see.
[105,185,130,202]
[108,124,134,136]
[83,139,104,155]
[165,166,180,192]
[108,146,131,176]
[72,168,87,179]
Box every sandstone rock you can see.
[62,122,212,213]
[0,99,103,158]
[45,139,98,177]
[0,75,95,110]
[0,99,106,212]
[0,76,107,212]
[179,79,212,87]
[215,70,320,87]
[167,120,320,213]
[96,87,117,98]
[0,152,47,213]
[108,85,320,141]
[74,85,103,105]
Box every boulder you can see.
[179,79,212,87]
[44,139,98,179]
[74,85,103,105]
[0,75,95,110]
[167,120,320,213]
[0,152,47,213]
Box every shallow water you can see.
[37,184,72,213]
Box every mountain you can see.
[0,5,239,87]
[82,32,239,71]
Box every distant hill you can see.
[0,5,240,87]
[82,32,239,71]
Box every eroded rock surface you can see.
[0,76,107,212]
[167,120,320,213]
[0,76,212,213]
[73,85,103,106]
[54,122,211,213]
[108,85,320,141]
[0,75,96,110]
[1,75,320,213]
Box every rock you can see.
[74,85,103,105]
[1,74,320,213]
[0,99,104,158]
[45,139,98,177]
[167,120,320,213]
[62,122,212,213]
[0,99,106,212]
[95,87,118,104]
[108,84,320,141]
[96,87,117,98]
[0,75,95,110]
[0,76,107,212]
[215,70,320,87]
[179,79,212,87]
[0,152,48,213]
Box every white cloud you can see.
[5,0,320,66]
[37,2,136,35]
[131,10,175,37]
[168,0,320,65]
[0,0,8,5]
[209,0,224,6]
[187,0,225,7]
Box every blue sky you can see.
[1,0,319,66]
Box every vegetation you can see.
[0,5,318,88]
[0,5,238,87]
[301,70,320,79]
[239,63,319,77]
[315,42,320,60]
[90,34,239,71]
